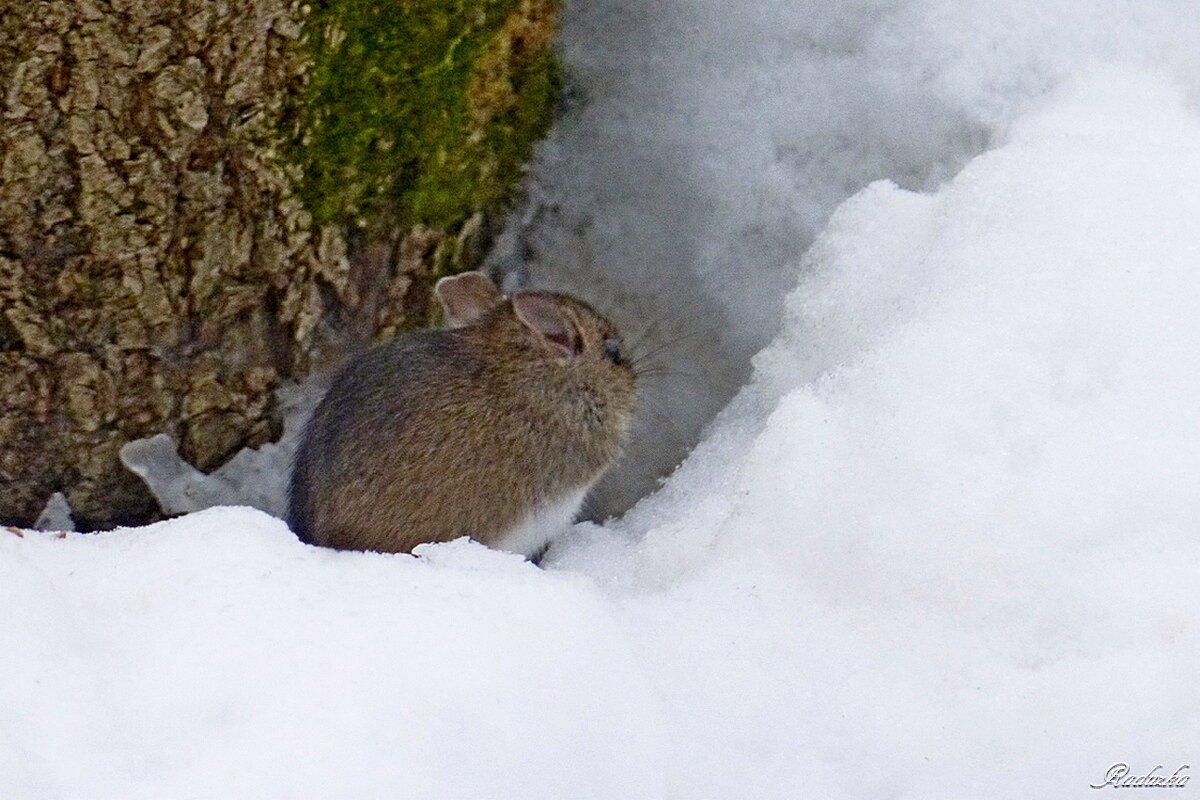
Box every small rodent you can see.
[288,271,636,558]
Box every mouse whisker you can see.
[628,323,725,366]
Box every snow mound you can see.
[5,69,1200,798]
[555,68,1200,798]
[0,508,667,799]
[512,0,1200,516]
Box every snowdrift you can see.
[515,0,1200,515]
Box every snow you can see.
[507,0,1200,516]
[1,510,668,799]
[7,3,1200,799]
[32,492,73,532]
[570,69,1200,797]
[120,380,324,521]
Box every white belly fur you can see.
[494,488,588,558]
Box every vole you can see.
[287,271,636,558]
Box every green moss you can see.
[288,0,559,232]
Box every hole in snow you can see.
[491,0,996,518]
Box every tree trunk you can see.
[0,0,557,529]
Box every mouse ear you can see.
[512,291,582,357]
[435,271,504,327]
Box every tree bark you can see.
[0,0,557,529]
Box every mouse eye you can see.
[602,338,622,364]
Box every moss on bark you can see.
[290,0,559,231]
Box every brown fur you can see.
[288,275,636,554]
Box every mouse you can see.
[287,271,636,558]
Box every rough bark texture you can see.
[0,0,557,529]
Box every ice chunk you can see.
[32,492,74,532]
[120,380,325,519]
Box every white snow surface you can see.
[7,10,1200,800]
[509,0,1200,516]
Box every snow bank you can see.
[552,68,1200,798]
[512,0,1200,515]
[5,68,1200,798]
[0,509,667,799]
